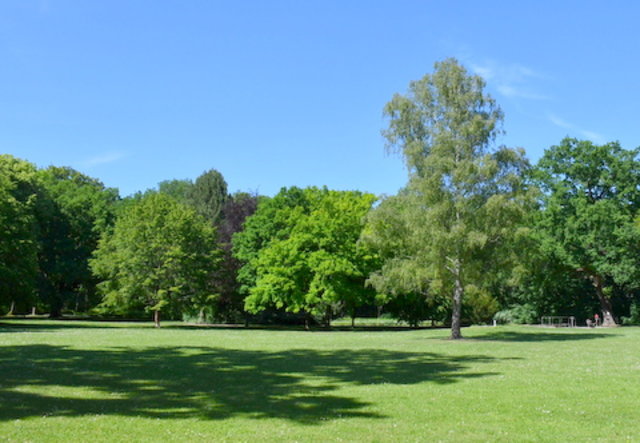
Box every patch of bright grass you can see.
[1,320,638,441]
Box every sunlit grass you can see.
[1,320,638,441]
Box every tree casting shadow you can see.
[473,329,611,342]
[0,344,498,423]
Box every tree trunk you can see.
[351,314,355,329]
[49,296,63,318]
[8,301,15,316]
[450,264,464,339]
[154,310,161,328]
[592,274,617,327]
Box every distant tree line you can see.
[3,58,640,337]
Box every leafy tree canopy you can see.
[157,179,194,205]
[91,193,221,326]
[532,137,640,325]
[234,187,377,323]
[0,156,40,311]
[36,166,119,315]
[188,169,228,224]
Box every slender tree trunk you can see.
[592,274,617,327]
[8,301,15,316]
[451,262,464,339]
[351,314,355,329]
[154,310,161,328]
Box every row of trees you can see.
[0,157,118,317]
[3,58,640,338]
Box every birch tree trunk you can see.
[451,263,464,339]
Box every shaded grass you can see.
[0,344,496,423]
[1,321,638,441]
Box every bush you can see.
[622,303,640,325]
[493,304,537,325]
[464,287,499,324]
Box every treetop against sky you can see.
[2,1,638,197]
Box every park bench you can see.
[540,316,576,328]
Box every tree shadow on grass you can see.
[0,319,149,332]
[0,344,498,424]
[472,329,611,342]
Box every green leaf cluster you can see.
[91,193,221,323]
[0,155,40,311]
[234,187,376,321]
[531,138,640,324]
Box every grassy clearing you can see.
[1,320,638,442]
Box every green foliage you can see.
[382,292,447,328]
[36,166,119,315]
[157,179,194,205]
[91,193,221,324]
[233,188,306,300]
[463,286,500,324]
[234,187,377,322]
[532,138,640,325]
[493,304,538,325]
[188,169,228,224]
[622,303,640,325]
[362,192,446,326]
[376,58,532,337]
[0,156,40,312]
[147,175,255,323]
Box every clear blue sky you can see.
[2,1,638,197]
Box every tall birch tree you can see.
[380,58,530,339]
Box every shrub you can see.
[493,304,537,324]
[622,303,640,325]
[464,287,499,324]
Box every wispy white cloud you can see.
[77,151,128,169]
[548,113,605,143]
[468,59,549,101]
[548,114,571,129]
[496,85,549,100]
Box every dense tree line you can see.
[3,58,640,335]
[0,156,118,317]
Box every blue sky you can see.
[2,1,638,197]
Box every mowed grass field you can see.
[1,321,639,442]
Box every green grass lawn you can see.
[1,320,638,442]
